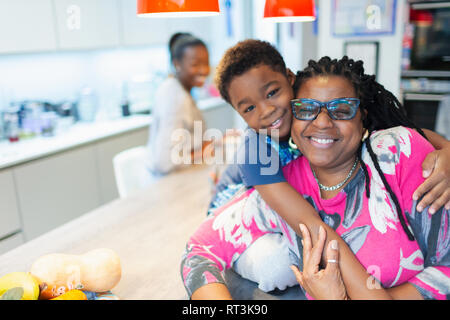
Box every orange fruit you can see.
[50,289,87,300]
[38,283,72,300]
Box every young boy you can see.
[181,40,450,299]
[206,39,304,293]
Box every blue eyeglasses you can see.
[291,98,360,121]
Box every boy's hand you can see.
[413,147,450,214]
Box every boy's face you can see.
[228,64,294,140]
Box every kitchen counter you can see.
[0,115,151,170]
[0,97,229,171]
[0,165,211,300]
[0,162,306,300]
[0,96,235,253]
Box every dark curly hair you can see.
[293,56,428,241]
[215,39,287,105]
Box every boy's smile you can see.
[228,64,294,140]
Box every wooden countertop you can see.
[0,165,212,300]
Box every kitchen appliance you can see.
[407,1,450,70]
[402,1,450,131]
[401,69,450,130]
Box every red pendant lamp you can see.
[264,0,316,22]
[137,0,220,18]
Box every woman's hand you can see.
[413,145,450,214]
[290,224,348,300]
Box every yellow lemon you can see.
[0,272,40,300]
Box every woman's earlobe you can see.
[173,60,181,73]
[289,137,298,149]
[361,129,369,142]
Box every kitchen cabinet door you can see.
[0,0,57,54]
[0,232,24,255]
[53,0,120,50]
[13,144,101,241]
[95,127,149,204]
[0,169,22,239]
[201,101,236,133]
[119,0,170,46]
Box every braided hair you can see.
[293,56,427,241]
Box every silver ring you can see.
[327,259,338,263]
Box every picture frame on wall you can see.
[332,0,397,37]
[344,41,380,77]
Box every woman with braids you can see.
[181,53,450,299]
[286,56,450,299]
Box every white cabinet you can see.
[7,125,148,243]
[0,0,218,54]
[0,0,57,54]
[0,232,24,255]
[53,0,121,50]
[0,169,22,239]
[201,102,236,133]
[95,127,148,204]
[119,0,170,46]
[13,144,101,241]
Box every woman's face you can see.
[174,45,210,90]
[227,64,294,140]
[291,75,364,170]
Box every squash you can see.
[50,289,87,300]
[30,248,121,299]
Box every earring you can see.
[289,137,298,149]
[361,129,369,142]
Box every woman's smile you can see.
[307,135,339,149]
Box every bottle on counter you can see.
[41,111,57,137]
[121,82,130,117]
[20,101,44,139]
[77,87,98,122]
[3,106,20,143]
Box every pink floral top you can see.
[181,127,450,299]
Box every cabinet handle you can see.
[0,229,22,242]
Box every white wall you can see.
[278,21,319,73]
[208,0,255,130]
[317,0,405,98]
[0,46,169,110]
[209,0,253,66]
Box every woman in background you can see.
[146,32,210,178]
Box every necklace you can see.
[312,157,359,191]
